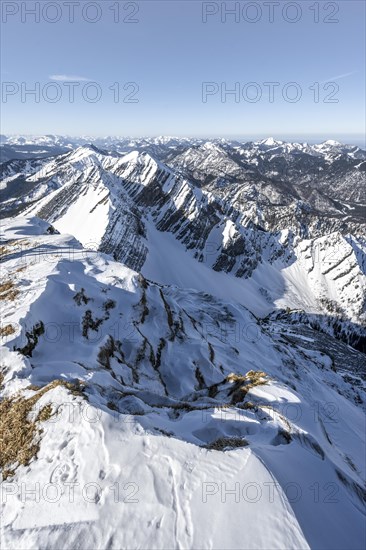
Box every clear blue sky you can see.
[1,0,365,143]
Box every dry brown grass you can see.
[0,324,16,337]
[227,371,267,384]
[43,378,86,397]
[0,393,50,480]
[0,246,10,257]
[0,280,19,301]
[27,384,42,391]
[9,239,31,248]
[0,379,86,480]
[37,404,53,422]
[227,370,268,405]
[0,280,14,293]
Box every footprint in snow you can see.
[50,462,73,484]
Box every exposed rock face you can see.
[168,140,366,238]
[1,139,365,332]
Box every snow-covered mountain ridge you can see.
[0,217,365,549]
[0,137,365,549]
[1,143,363,330]
[2,136,365,235]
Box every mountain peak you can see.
[321,139,342,147]
[259,137,282,146]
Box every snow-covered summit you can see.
[0,216,365,549]
[0,137,365,550]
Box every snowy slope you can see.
[1,137,365,549]
[0,217,365,549]
[11,145,364,329]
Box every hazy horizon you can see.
[1,1,365,137]
[1,133,365,148]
